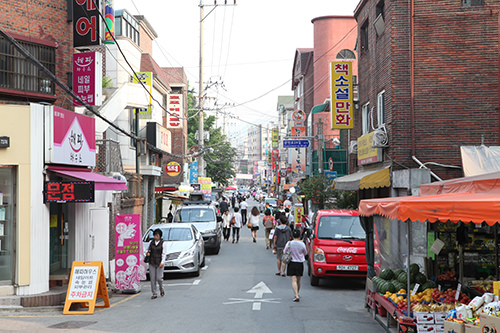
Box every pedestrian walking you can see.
[273,215,292,277]
[240,199,248,225]
[284,229,308,302]
[248,206,260,243]
[222,210,231,241]
[220,197,229,214]
[231,207,242,243]
[146,229,167,299]
[262,209,275,249]
[231,194,236,208]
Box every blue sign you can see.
[325,171,337,180]
[189,161,198,184]
[283,140,310,148]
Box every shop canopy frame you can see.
[359,171,500,316]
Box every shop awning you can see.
[419,171,500,196]
[311,103,328,114]
[359,192,500,225]
[334,166,391,191]
[47,166,127,191]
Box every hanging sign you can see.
[198,177,212,195]
[133,72,153,119]
[166,161,181,177]
[73,51,102,106]
[73,0,101,48]
[114,214,145,292]
[166,94,183,129]
[63,261,110,315]
[44,181,95,203]
[330,61,354,129]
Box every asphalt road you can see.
[0,199,384,332]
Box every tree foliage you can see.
[333,190,358,209]
[186,88,236,187]
[299,175,335,210]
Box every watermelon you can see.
[409,263,420,275]
[379,281,390,294]
[415,272,427,285]
[380,268,395,281]
[387,282,396,293]
[397,271,408,284]
[394,269,404,277]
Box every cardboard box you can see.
[434,324,444,333]
[415,312,435,324]
[417,324,436,333]
[443,321,464,333]
[434,312,447,324]
[464,324,481,333]
[479,313,500,332]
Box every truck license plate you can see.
[337,265,358,271]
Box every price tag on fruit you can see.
[412,283,420,296]
[455,283,462,300]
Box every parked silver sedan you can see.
[143,223,205,277]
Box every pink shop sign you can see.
[114,214,146,291]
[45,106,96,167]
[73,51,102,106]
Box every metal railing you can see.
[95,139,124,174]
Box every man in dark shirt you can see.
[220,197,229,214]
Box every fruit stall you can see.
[359,172,500,332]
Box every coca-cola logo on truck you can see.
[337,247,358,254]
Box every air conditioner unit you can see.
[372,125,389,148]
[348,140,358,154]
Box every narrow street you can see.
[0,200,381,333]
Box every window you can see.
[129,109,137,147]
[362,103,370,135]
[376,0,385,19]
[377,90,385,127]
[374,0,385,37]
[360,20,369,53]
[0,37,55,95]
[115,10,139,45]
[336,49,356,60]
[462,0,484,6]
[317,216,365,240]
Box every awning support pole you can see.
[407,220,411,317]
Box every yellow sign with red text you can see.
[330,62,353,129]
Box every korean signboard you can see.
[272,128,279,149]
[198,177,212,195]
[289,123,306,178]
[146,122,171,153]
[330,62,353,129]
[165,161,181,177]
[272,149,279,170]
[114,214,145,292]
[73,0,101,48]
[189,161,198,184]
[133,72,153,119]
[357,132,382,165]
[166,94,183,129]
[44,181,95,203]
[73,51,102,106]
[63,261,110,315]
[45,106,96,167]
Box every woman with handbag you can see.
[283,229,307,302]
[248,207,260,243]
[262,209,275,249]
[145,229,167,299]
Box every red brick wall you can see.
[355,0,499,180]
[0,0,73,110]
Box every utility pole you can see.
[198,0,236,177]
[318,118,324,174]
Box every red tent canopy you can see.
[225,186,237,191]
[359,171,500,225]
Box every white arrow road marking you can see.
[224,282,280,311]
[247,281,272,299]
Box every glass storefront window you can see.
[0,166,16,282]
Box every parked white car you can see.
[143,223,205,277]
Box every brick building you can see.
[336,0,500,197]
[0,0,73,109]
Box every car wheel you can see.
[193,264,201,277]
[200,254,206,267]
[213,244,220,255]
[310,273,320,286]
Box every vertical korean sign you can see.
[166,94,183,129]
[114,215,145,291]
[73,51,102,106]
[73,0,101,47]
[330,62,353,129]
[133,72,153,119]
[198,177,212,195]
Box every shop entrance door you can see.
[49,203,70,278]
[0,166,16,283]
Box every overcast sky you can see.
[115,0,360,143]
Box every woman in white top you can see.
[221,210,231,241]
[284,229,308,302]
[248,206,261,243]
